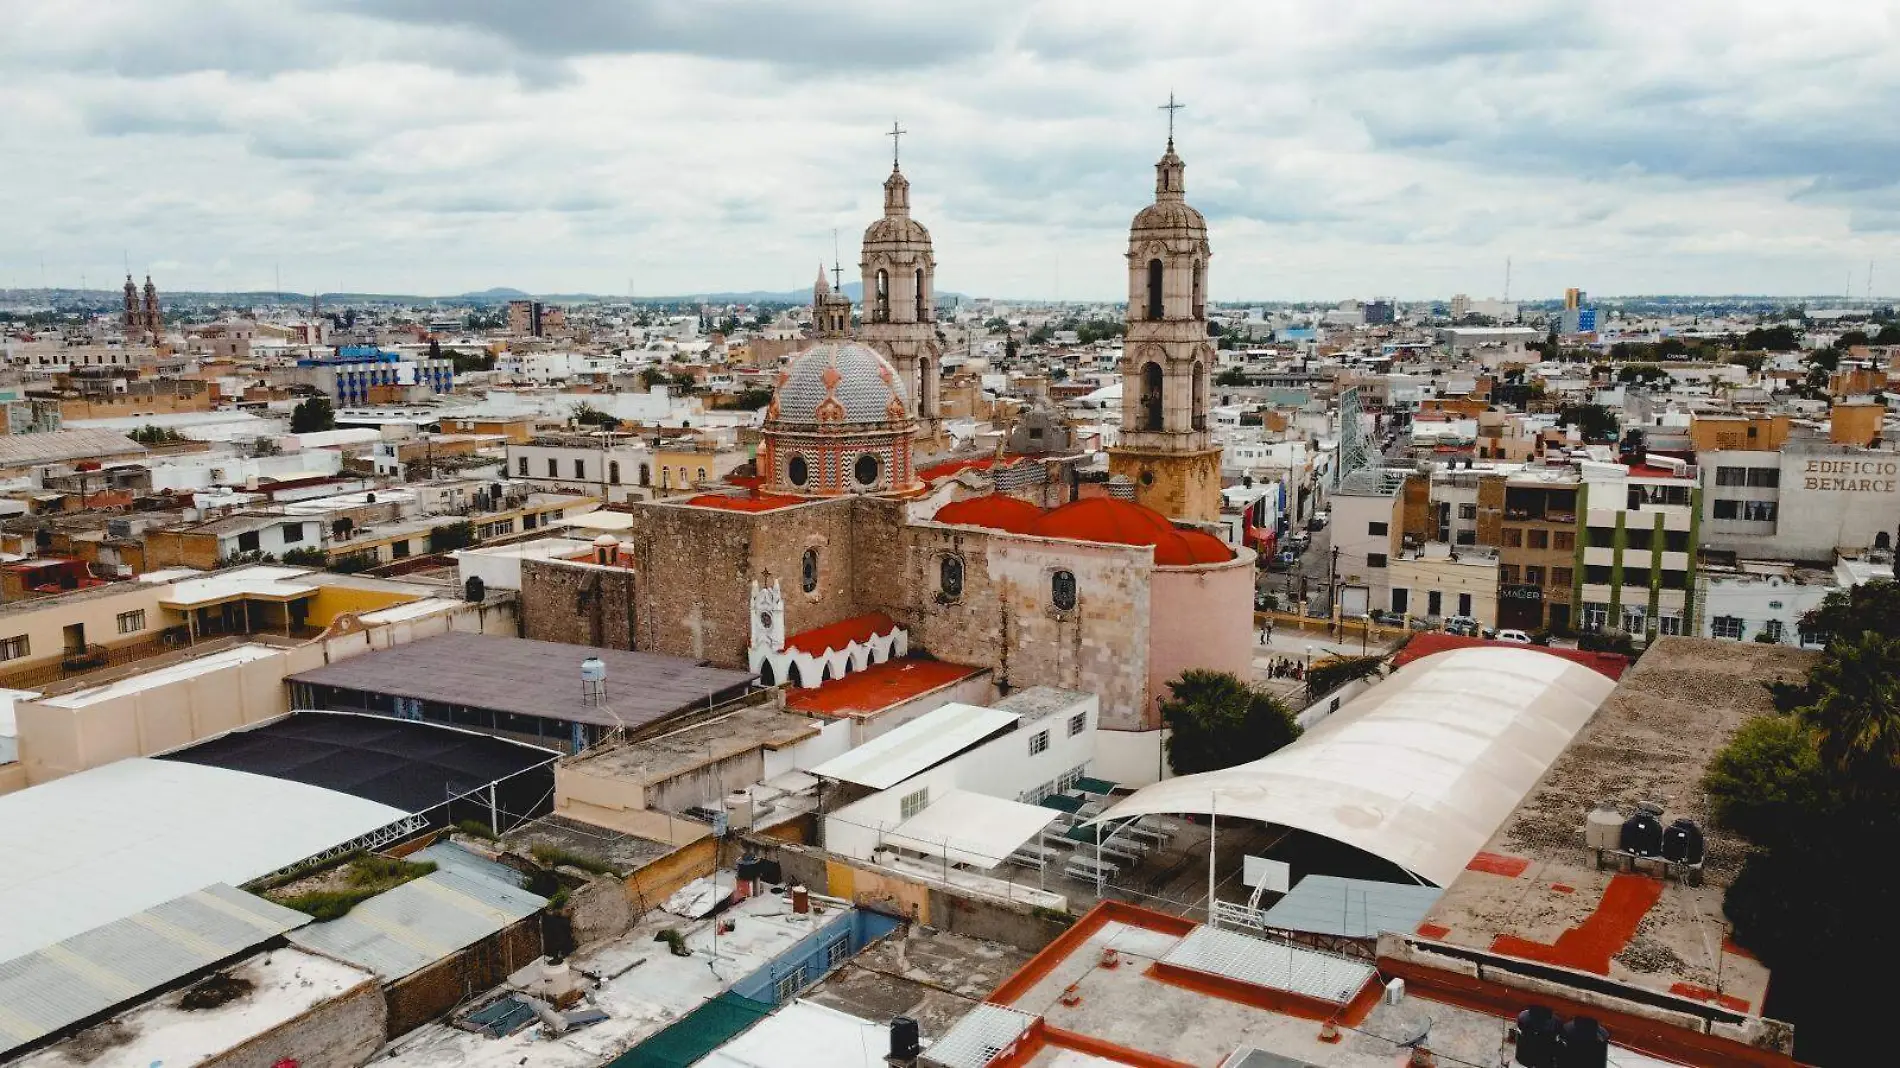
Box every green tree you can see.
[1803,632,1900,781]
[733,387,773,411]
[1835,329,1871,350]
[427,521,475,553]
[289,396,335,434]
[1874,323,1900,345]
[1556,402,1618,441]
[1215,366,1249,387]
[983,316,1010,332]
[1703,713,1832,843]
[1160,669,1300,775]
[1740,324,1799,351]
[1004,337,1019,360]
[1799,579,1900,647]
[572,402,621,430]
[640,366,668,390]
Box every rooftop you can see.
[808,701,1018,790]
[0,428,145,467]
[561,700,820,786]
[784,656,986,718]
[1418,637,1816,1020]
[804,926,1033,1040]
[287,632,757,730]
[1392,633,1632,680]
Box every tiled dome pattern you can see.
[768,341,910,427]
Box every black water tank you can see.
[1662,819,1705,865]
[1514,1005,1561,1068]
[757,858,783,884]
[1620,812,1663,857]
[736,855,762,882]
[890,1016,921,1060]
[464,575,486,602]
[1557,1016,1609,1068]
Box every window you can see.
[678,467,688,485]
[1051,569,1077,611]
[574,459,586,479]
[0,635,28,661]
[639,463,651,486]
[1742,500,1778,522]
[774,968,804,1004]
[1427,590,1442,616]
[1528,529,1549,550]
[802,547,819,593]
[1367,521,1388,536]
[1657,615,1683,636]
[237,530,260,553]
[1458,593,1472,616]
[116,610,145,634]
[915,267,927,320]
[1712,616,1745,640]
[696,467,707,484]
[900,787,929,820]
[391,539,411,559]
[1367,552,1388,568]
[786,455,809,487]
[1501,564,1520,583]
[1455,529,1476,545]
[1458,503,1477,520]
[1552,566,1573,587]
[874,268,890,323]
[1625,527,1651,551]
[609,461,621,484]
[1581,603,1609,631]
[547,458,558,478]
[1763,619,1785,643]
[1058,764,1087,792]
[1392,588,1409,614]
[1716,466,1747,487]
[1503,528,1523,548]
[1623,568,1651,589]
[1553,530,1575,551]
[1146,258,1164,319]
[1525,565,1544,587]
[855,454,880,486]
[1623,605,1647,634]
[1585,564,1612,585]
[939,554,963,599]
[1748,468,1780,488]
[662,468,672,489]
[1029,730,1050,756]
[826,937,849,968]
[518,456,528,476]
[1068,711,1087,736]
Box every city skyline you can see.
[4,1,1899,301]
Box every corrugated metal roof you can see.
[1259,875,1442,939]
[0,883,309,1056]
[287,633,756,730]
[286,867,545,980]
[807,702,1018,789]
[1160,926,1374,1005]
[0,428,145,468]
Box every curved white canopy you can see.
[1092,647,1616,886]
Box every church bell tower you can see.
[859,122,942,436]
[1107,104,1221,524]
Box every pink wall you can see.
[1144,548,1257,729]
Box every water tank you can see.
[723,791,756,830]
[735,855,762,883]
[463,575,486,602]
[1514,1005,1560,1068]
[1662,819,1705,865]
[1584,804,1622,850]
[889,1016,922,1060]
[580,657,607,683]
[1556,1016,1608,1068]
[1620,811,1663,857]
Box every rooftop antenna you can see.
[1504,256,1512,303]
[886,119,905,170]
[1159,91,1184,146]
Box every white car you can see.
[1493,629,1533,645]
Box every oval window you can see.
[802,548,819,593]
[855,453,881,486]
[940,554,963,599]
[1051,569,1077,611]
[787,455,809,487]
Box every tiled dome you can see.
[767,341,910,427]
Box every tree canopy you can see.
[289,396,334,434]
[1160,669,1300,776]
[1740,324,1800,351]
[1556,402,1618,441]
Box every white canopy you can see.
[886,789,1057,869]
[1091,647,1616,886]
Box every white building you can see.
[505,436,660,503]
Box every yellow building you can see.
[651,443,749,495]
[1688,414,1789,453]
[1388,546,1502,628]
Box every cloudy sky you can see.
[4,0,1898,302]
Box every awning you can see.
[885,789,1057,869]
[809,702,1017,790]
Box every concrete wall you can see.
[564,875,636,949]
[383,917,542,1037]
[208,977,385,1068]
[0,584,174,679]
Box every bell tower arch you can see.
[859,122,942,436]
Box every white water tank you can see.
[723,792,756,830]
[1585,803,1623,850]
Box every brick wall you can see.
[382,919,542,1036]
[209,978,384,1068]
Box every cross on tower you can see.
[1159,92,1184,144]
[886,120,906,169]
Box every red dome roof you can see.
[932,494,1045,534]
[1029,498,1235,566]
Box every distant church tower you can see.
[140,275,160,341]
[122,275,140,334]
[1107,113,1221,524]
[858,123,941,435]
[813,263,852,338]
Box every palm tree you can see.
[1803,632,1900,786]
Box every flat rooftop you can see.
[804,927,1033,1041]
[562,700,820,786]
[287,632,756,730]
[1418,637,1817,1020]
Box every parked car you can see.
[1307,511,1330,532]
[1493,629,1534,645]
[1443,615,1481,636]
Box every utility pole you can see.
[1328,545,1340,629]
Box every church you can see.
[518,129,1253,784]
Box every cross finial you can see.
[830,228,843,292]
[886,120,906,170]
[1159,92,1184,146]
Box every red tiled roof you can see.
[1392,632,1631,680]
[932,494,1044,534]
[784,656,984,717]
[1031,497,1236,566]
[681,490,803,512]
[784,611,898,656]
[916,455,1026,482]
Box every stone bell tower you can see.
[859,122,942,436]
[1107,109,1221,524]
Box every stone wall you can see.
[209,977,384,1068]
[383,918,542,1037]
[565,875,635,949]
[519,558,639,649]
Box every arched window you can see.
[940,554,963,599]
[696,467,707,483]
[1191,260,1205,319]
[1140,362,1164,431]
[787,455,810,487]
[854,454,881,486]
[802,548,819,593]
[639,463,650,486]
[1879,531,1893,551]
[1146,259,1164,320]
[1050,569,1077,611]
[1192,360,1207,432]
[609,461,621,484]
[875,269,890,323]
[661,468,671,489]
[918,357,932,416]
[915,268,927,320]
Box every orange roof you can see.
[931,494,1044,534]
[1030,497,1235,566]
[784,656,985,717]
[1393,632,1631,680]
[916,455,1025,482]
[681,490,802,512]
[784,611,898,656]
